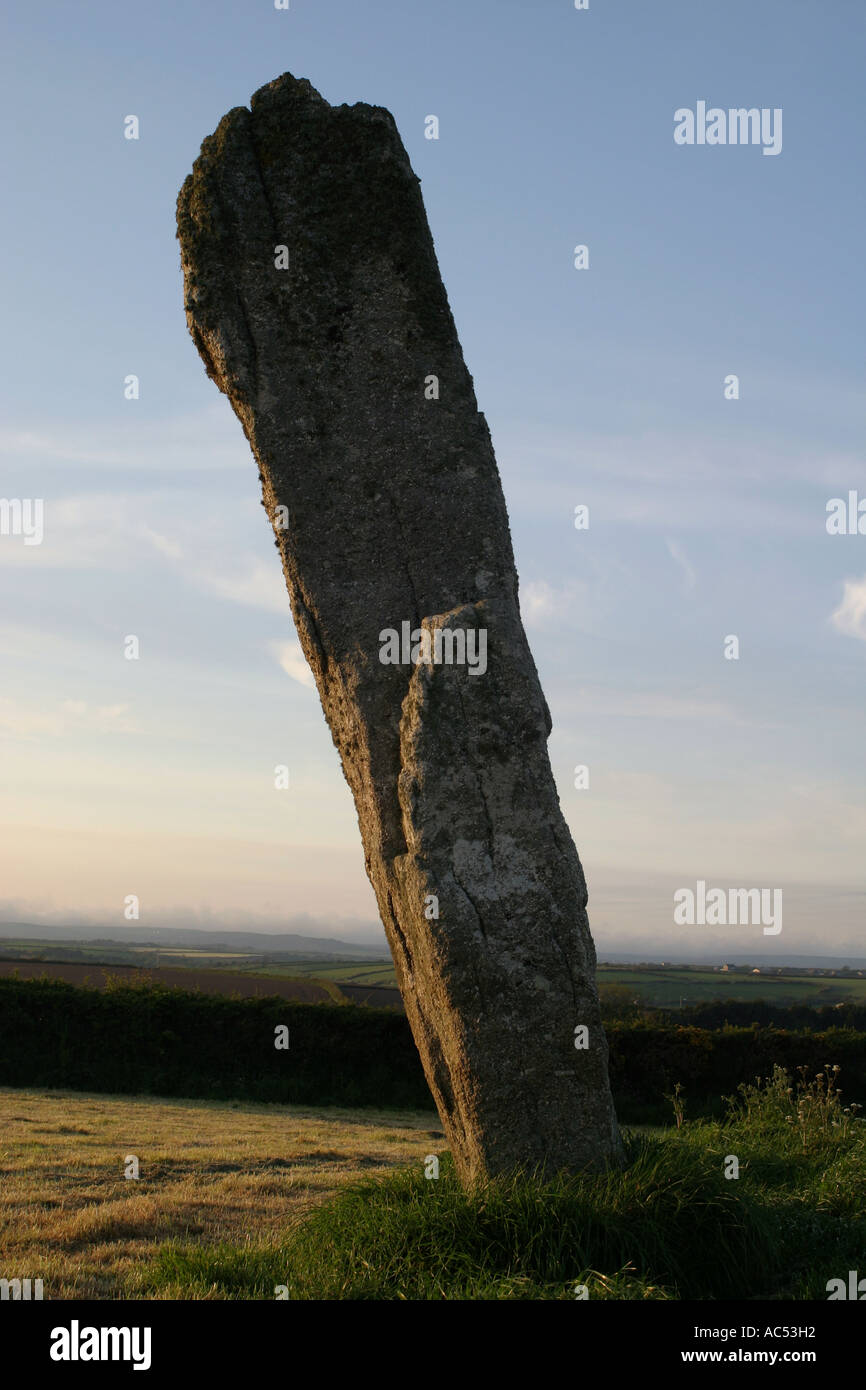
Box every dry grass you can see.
[0,1087,441,1299]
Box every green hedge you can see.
[2,978,865,1121]
[659,999,866,1032]
[605,1021,866,1121]
[0,977,429,1109]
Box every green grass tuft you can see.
[145,1134,775,1301]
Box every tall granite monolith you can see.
[177,72,623,1182]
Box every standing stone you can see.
[177,72,623,1181]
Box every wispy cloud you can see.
[195,560,287,614]
[520,578,593,629]
[0,698,138,738]
[499,429,860,534]
[0,405,248,473]
[665,537,696,591]
[522,579,562,624]
[0,489,290,619]
[270,639,315,688]
[565,687,739,723]
[140,525,184,561]
[830,575,866,640]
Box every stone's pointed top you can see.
[247,70,399,136]
[250,71,330,113]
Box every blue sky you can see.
[1,0,864,958]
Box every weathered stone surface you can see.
[177,72,623,1181]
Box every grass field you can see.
[5,939,866,1010]
[0,1088,441,1299]
[0,961,346,1006]
[129,949,256,960]
[0,940,398,991]
[253,959,399,987]
[3,1066,864,1300]
[598,966,866,1010]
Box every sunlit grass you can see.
[4,1063,864,1300]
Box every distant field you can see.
[0,961,342,1005]
[0,1087,441,1299]
[0,959,405,1011]
[598,966,866,1009]
[0,940,397,988]
[255,960,398,987]
[128,949,255,960]
[3,939,864,1013]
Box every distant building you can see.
[721,963,733,972]
[752,968,761,974]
